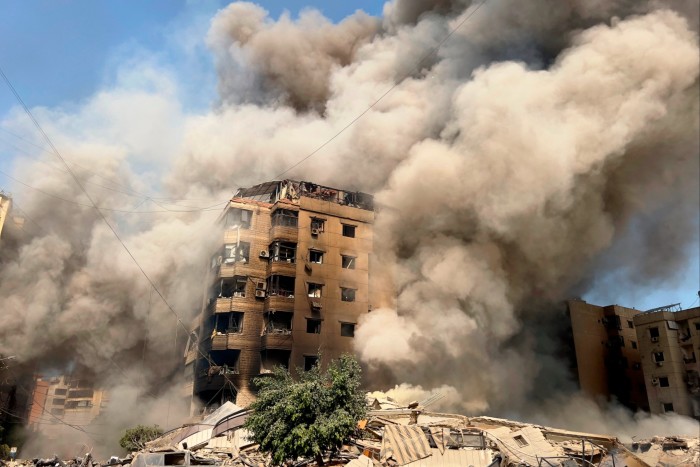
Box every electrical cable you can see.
[1,64,235,387]
[271,0,489,180]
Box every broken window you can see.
[649,327,660,338]
[309,250,323,264]
[311,218,325,232]
[304,355,319,371]
[513,435,529,447]
[219,276,247,298]
[341,287,356,302]
[603,315,621,330]
[214,312,244,333]
[224,208,251,229]
[222,242,250,264]
[308,283,322,298]
[269,241,296,263]
[267,275,295,297]
[628,320,634,328]
[659,377,669,387]
[68,389,94,398]
[52,398,65,405]
[653,351,665,362]
[306,319,322,334]
[662,402,674,413]
[341,255,356,269]
[271,209,298,228]
[54,388,67,396]
[340,323,355,337]
[695,322,700,331]
[209,350,240,373]
[609,335,624,347]
[342,224,356,238]
[632,341,637,349]
[265,312,292,334]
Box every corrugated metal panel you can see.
[381,425,432,465]
[403,448,495,467]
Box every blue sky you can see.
[0,1,697,311]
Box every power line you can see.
[0,65,231,385]
[272,0,489,180]
[0,126,223,203]
[0,168,227,213]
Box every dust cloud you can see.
[1,0,698,453]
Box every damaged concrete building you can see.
[568,299,700,419]
[184,180,385,410]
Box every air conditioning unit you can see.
[311,228,320,236]
[651,378,659,386]
[260,250,269,258]
[255,280,267,291]
[651,336,659,343]
[255,290,266,298]
[656,361,664,367]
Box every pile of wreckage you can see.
[3,397,698,467]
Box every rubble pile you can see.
[4,398,699,466]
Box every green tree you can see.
[244,354,366,465]
[119,424,164,452]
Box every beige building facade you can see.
[568,299,648,411]
[633,305,700,419]
[185,180,380,410]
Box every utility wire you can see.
[0,126,222,203]
[1,64,230,383]
[0,168,227,213]
[272,0,489,180]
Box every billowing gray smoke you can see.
[1,0,698,452]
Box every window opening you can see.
[631,341,637,349]
[224,208,251,229]
[649,327,660,338]
[269,241,296,263]
[219,276,247,298]
[306,319,322,334]
[513,435,528,447]
[627,320,634,328]
[267,275,295,297]
[342,224,356,238]
[341,255,356,269]
[222,242,250,264]
[662,402,674,412]
[341,288,356,302]
[311,218,325,232]
[272,209,298,228]
[653,351,665,362]
[265,313,292,334]
[309,250,323,264]
[341,323,355,337]
[214,312,244,333]
[304,356,319,371]
[308,283,322,298]
[659,377,669,387]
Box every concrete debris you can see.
[5,403,700,466]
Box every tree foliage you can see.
[119,424,163,451]
[244,354,366,465]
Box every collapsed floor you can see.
[3,397,699,467]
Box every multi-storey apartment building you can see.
[185,180,378,409]
[633,304,700,419]
[27,374,109,438]
[567,299,648,411]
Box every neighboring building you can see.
[633,304,700,419]
[185,180,381,410]
[0,191,11,241]
[27,374,109,437]
[567,299,648,411]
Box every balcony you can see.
[270,225,298,242]
[265,292,295,312]
[211,332,246,350]
[269,259,296,276]
[261,331,293,350]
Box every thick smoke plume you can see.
[1,0,698,453]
